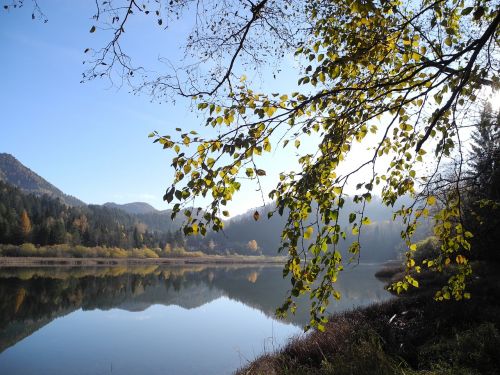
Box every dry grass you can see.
[237,262,500,375]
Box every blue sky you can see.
[3,3,497,216]
[0,2,184,208]
[0,1,303,215]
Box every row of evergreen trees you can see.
[463,104,500,261]
[0,181,184,250]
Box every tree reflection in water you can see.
[0,264,391,353]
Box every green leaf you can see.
[163,187,175,203]
[461,7,473,15]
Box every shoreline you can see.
[236,261,500,375]
[0,255,286,267]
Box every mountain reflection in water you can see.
[0,264,391,375]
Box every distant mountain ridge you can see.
[0,153,85,206]
[104,202,160,215]
[0,152,430,259]
[0,153,185,234]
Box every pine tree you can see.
[469,104,500,199]
[48,219,66,245]
[465,104,500,261]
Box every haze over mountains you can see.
[103,202,160,215]
[0,152,426,259]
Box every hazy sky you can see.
[0,1,306,215]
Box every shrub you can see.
[109,247,128,258]
[19,243,37,256]
[130,248,146,258]
[142,248,159,258]
[418,323,500,374]
[414,236,440,264]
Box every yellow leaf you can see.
[456,255,467,264]
[264,106,277,117]
[263,138,272,152]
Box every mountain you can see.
[0,154,184,246]
[193,198,431,260]
[0,153,85,206]
[103,202,188,233]
[104,202,159,215]
[0,152,430,260]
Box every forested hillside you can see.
[0,181,184,250]
[0,153,425,262]
[0,177,420,262]
[104,202,188,234]
[190,198,430,261]
[0,153,84,206]
[103,202,159,215]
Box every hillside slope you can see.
[0,153,84,206]
[104,202,159,215]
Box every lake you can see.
[0,263,391,375]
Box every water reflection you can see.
[0,264,390,374]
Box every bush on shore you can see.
[413,236,441,265]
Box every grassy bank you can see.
[237,262,500,375]
[0,244,285,266]
[0,243,203,259]
[0,242,289,268]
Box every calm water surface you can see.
[0,264,390,374]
